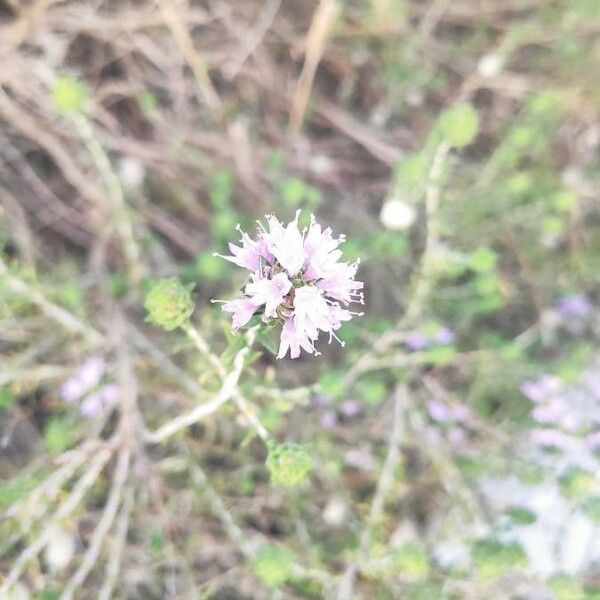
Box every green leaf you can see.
[209,170,233,210]
[469,247,497,273]
[193,251,227,281]
[424,345,456,366]
[472,539,527,579]
[149,530,166,553]
[318,371,345,400]
[0,387,14,410]
[211,211,239,241]
[0,478,36,509]
[505,506,537,525]
[256,325,280,356]
[559,468,595,499]
[393,542,429,580]
[44,417,75,455]
[582,497,600,523]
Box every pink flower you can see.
[293,286,334,339]
[214,212,363,358]
[277,317,315,359]
[214,226,266,271]
[222,298,259,330]
[245,273,292,318]
[262,212,306,276]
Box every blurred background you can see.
[1,0,600,598]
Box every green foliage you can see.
[280,176,321,208]
[252,544,295,587]
[559,468,595,500]
[144,278,195,331]
[468,247,497,274]
[0,387,14,410]
[357,377,387,406]
[549,575,585,600]
[317,370,345,400]
[472,538,527,580]
[582,497,600,523]
[36,590,60,600]
[393,542,429,580]
[439,104,480,148]
[255,325,281,355]
[53,76,88,115]
[505,506,537,525]
[149,530,166,553]
[0,477,37,510]
[209,170,233,210]
[44,416,75,455]
[265,442,313,487]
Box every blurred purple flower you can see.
[556,294,593,319]
[450,404,471,422]
[448,427,467,449]
[434,327,455,346]
[340,400,362,418]
[427,399,450,423]
[80,384,120,418]
[320,410,338,429]
[311,393,332,409]
[530,428,578,452]
[80,394,103,418]
[405,331,429,351]
[344,445,377,471]
[520,375,562,403]
[586,431,600,452]
[531,399,566,425]
[583,373,600,401]
[60,356,106,403]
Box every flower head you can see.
[214,212,363,358]
[60,356,106,403]
[144,278,194,331]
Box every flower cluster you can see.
[214,212,364,359]
[60,355,119,417]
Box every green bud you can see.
[265,442,312,487]
[252,544,294,587]
[439,103,479,148]
[144,278,194,331]
[53,76,88,116]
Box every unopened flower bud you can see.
[265,442,312,487]
[144,278,194,331]
[252,544,294,587]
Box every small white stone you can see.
[309,154,332,175]
[44,526,76,572]
[119,156,145,190]
[380,199,416,230]
[322,496,347,527]
[477,53,504,79]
